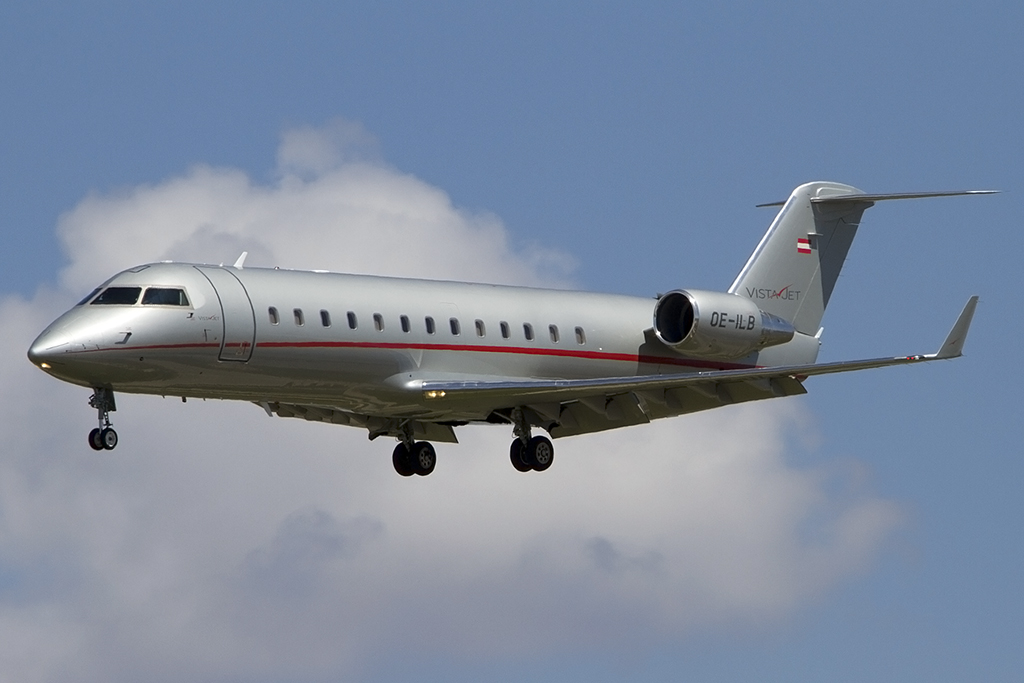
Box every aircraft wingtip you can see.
[932,296,979,359]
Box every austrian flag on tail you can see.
[797,237,812,254]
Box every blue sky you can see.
[1,2,1021,681]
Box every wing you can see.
[417,296,979,438]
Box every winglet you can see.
[927,296,979,359]
[233,251,248,269]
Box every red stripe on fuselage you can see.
[256,340,757,371]
[76,339,758,371]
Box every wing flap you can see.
[552,394,651,438]
[546,377,808,438]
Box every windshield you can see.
[142,287,190,306]
[90,287,142,305]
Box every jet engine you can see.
[653,289,795,359]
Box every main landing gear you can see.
[509,436,554,472]
[87,388,118,451]
[392,441,437,477]
[388,410,555,476]
[391,421,437,476]
[508,407,554,473]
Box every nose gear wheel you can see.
[87,388,118,451]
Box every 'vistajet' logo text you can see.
[746,285,802,301]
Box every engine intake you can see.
[653,289,795,359]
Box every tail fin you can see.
[729,183,996,334]
[728,182,869,335]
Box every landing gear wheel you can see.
[412,441,436,476]
[88,388,118,452]
[100,427,118,450]
[510,439,532,472]
[526,435,554,471]
[392,443,415,477]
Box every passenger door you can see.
[194,266,256,362]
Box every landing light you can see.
[40,362,51,369]
[425,390,446,399]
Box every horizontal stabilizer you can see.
[811,190,998,204]
[757,189,997,208]
[927,296,979,359]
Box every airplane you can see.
[28,181,991,477]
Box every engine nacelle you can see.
[653,289,795,359]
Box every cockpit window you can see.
[90,287,142,305]
[142,287,190,306]
[76,287,103,306]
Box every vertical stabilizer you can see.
[728,182,872,335]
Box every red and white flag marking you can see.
[797,237,812,254]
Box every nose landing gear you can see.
[87,388,118,451]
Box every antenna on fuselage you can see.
[232,251,248,269]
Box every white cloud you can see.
[277,118,383,177]
[57,117,574,298]
[1,120,902,682]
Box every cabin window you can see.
[373,313,385,332]
[475,319,486,337]
[347,311,358,329]
[142,287,190,306]
[400,315,410,333]
[268,307,280,325]
[500,321,510,339]
[575,326,586,345]
[320,310,331,327]
[425,316,436,335]
[450,318,461,336]
[293,308,305,326]
[523,323,534,341]
[549,324,560,343]
[91,287,142,305]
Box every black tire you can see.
[412,442,436,476]
[392,443,415,477]
[88,428,104,451]
[526,435,554,472]
[100,427,118,450]
[509,439,532,472]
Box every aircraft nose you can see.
[27,329,70,369]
